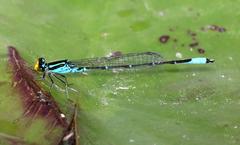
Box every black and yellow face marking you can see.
[34,59,40,71]
[34,58,46,72]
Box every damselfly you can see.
[34,52,214,94]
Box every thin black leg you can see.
[48,73,54,88]
[52,73,69,98]
[42,71,46,79]
[52,74,67,86]
[55,73,69,85]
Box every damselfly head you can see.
[34,57,46,72]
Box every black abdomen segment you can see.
[83,58,213,70]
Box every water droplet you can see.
[101,32,109,38]
[60,113,65,118]
[158,11,165,16]
[101,97,109,106]
[129,139,135,143]
[176,52,183,58]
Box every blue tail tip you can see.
[207,58,215,63]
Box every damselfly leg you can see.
[44,72,70,98]
[47,73,54,88]
[52,73,69,97]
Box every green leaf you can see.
[0,0,239,145]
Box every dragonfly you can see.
[34,52,214,94]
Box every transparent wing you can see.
[68,52,164,68]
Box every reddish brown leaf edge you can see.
[8,46,79,145]
[8,45,68,128]
[59,104,80,145]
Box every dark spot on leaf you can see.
[159,35,170,43]
[218,27,226,32]
[198,48,205,54]
[192,37,197,41]
[110,51,122,57]
[173,38,178,43]
[202,25,227,32]
[200,27,206,31]
[189,42,199,48]
[169,28,174,32]
[187,29,197,37]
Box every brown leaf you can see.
[8,46,69,144]
[59,104,80,145]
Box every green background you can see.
[0,0,239,145]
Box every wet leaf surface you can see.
[0,0,240,145]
